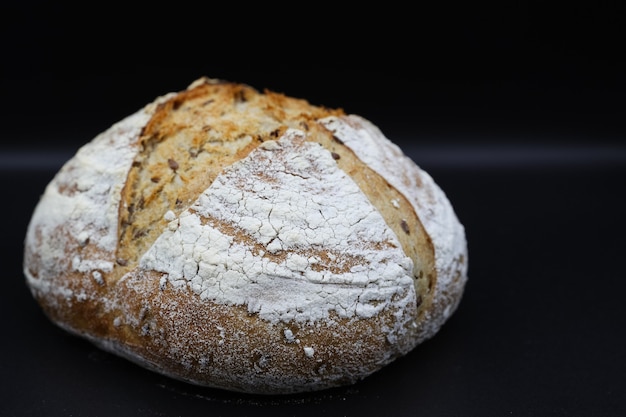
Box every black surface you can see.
[2,2,626,416]
[3,153,626,417]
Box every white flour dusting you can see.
[320,115,467,329]
[140,129,416,326]
[24,108,153,291]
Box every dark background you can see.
[2,3,624,150]
[2,2,625,416]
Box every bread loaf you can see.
[23,77,468,394]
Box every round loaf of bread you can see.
[23,77,468,394]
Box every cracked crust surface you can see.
[23,77,468,394]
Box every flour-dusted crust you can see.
[23,77,468,394]
[319,115,468,342]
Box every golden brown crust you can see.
[115,78,344,284]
